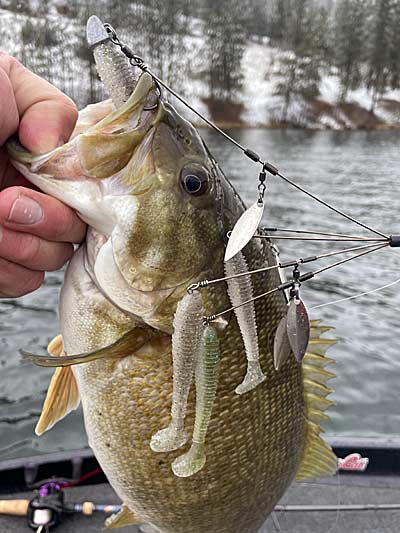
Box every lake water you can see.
[1,128,400,461]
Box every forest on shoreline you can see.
[1,0,400,129]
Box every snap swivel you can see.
[290,264,301,305]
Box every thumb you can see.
[19,98,78,154]
[0,54,78,154]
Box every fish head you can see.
[7,72,238,330]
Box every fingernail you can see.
[34,134,65,154]
[8,196,43,225]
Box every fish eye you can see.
[180,167,209,196]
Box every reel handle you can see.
[0,499,30,516]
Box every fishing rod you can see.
[275,503,400,512]
[0,470,121,532]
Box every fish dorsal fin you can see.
[35,335,80,436]
[307,338,336,356]
[104,504,140,529]
[296,322,337,481]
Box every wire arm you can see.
[103,22,391,241]
[254,235,387,242]
[151,64,390,240]
[188,241,386,294]
[262,227,385,239]
[276,171,389,239]
[203,242,389,323]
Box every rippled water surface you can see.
[1,129,400,460]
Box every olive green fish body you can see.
[8,71,335,532]
[60,236,305,532]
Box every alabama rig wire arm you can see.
[202,242,390,323]
[103,21,390,241]
[101,20,400,323]
[261,227,387,239]
[226,228,388,243]
[254,235,387,242]
[187,241,390,294]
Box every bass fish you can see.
[8,16,337,532]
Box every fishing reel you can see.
[27,482,64,531]
[0,472,121,532]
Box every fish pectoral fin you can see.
[47,334,64,356]
[104,504,141,529]
[36,334,80,435]
[21,327,151,367]
[35,366,80,436]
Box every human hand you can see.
[0,53,86,298]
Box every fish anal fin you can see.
[35,366,80,436]
[296,321,337,481]
[104,504,141,529]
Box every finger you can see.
[0,147,32,189]
[0,257,44,298]
[0,226,73,271]
[0,53,78,153]
[0,64,19,145]
[0,186,86,243]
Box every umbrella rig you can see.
[95,20,400,479]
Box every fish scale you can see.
[66,240,306,532]
[8,27,337,529]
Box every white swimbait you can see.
[86,15,137,107]
[225,252,265,394]
[172,324,220,477]
[150,291,204,453]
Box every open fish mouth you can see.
[7,70,162,224]
[7,16,226,326]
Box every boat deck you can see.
[2,473,400,532]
